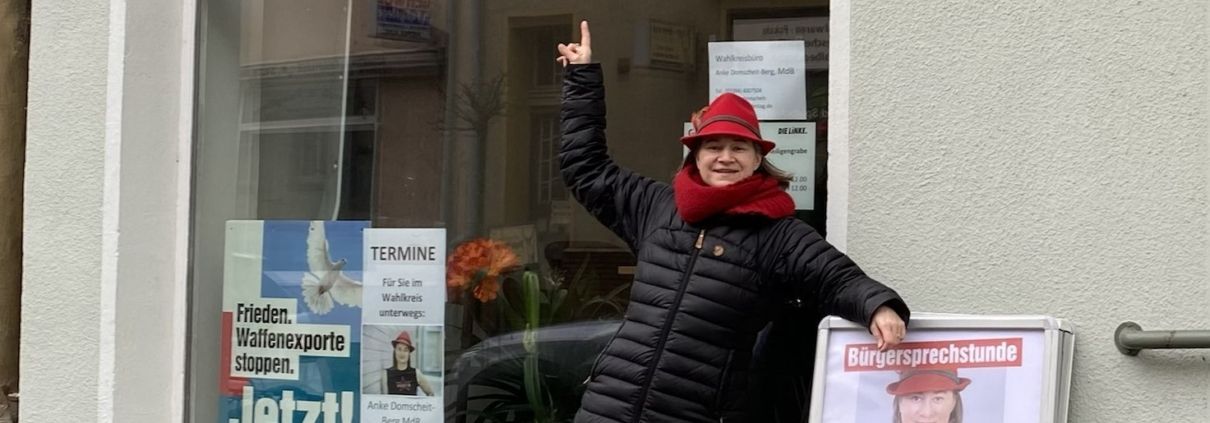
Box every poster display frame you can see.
[809,313,1074,423]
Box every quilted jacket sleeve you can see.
[766,219,911,328]
[559,63,669,248]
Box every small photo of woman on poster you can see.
[382,331,435,396]
[361,325,443,397]
[886,368,970,423]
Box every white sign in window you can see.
[361,228,446,421]
[709,40,807,120]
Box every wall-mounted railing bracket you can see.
[1115,321,1210,356]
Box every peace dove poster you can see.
[219,220,369,423]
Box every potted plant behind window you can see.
[446,237,629,422]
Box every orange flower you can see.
[473,277,501,302]
[447,238,518,303]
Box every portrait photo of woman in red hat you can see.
[380,330,435,396]
[362,326,440,397]
[886,368,971,423]
[556,20,912,422]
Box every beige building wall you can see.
[23,0,194,421]
[839,1,1210,421]
[240,0,451,64]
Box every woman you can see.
[886,368,969,423]
[380,331,435,396]
[557,21,910,422]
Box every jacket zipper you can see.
[632,229,706,422]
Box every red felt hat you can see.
[886,368,971,395]
[681,92,776,155]
[391,331,414,350]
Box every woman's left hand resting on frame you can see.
[870,305,907,351]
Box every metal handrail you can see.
[1115,321,1210,356]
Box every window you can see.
[529,25,565,89]
[533,110,564,209]
[190,2,829,421]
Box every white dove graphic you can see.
[302,221,362,315]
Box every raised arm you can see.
[557,22,669,248]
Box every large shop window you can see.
[189,1,829,422]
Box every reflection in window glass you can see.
[190,1,829,421]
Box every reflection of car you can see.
[447,320,621,423]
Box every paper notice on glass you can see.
[361,228,446,421]
[362,228,446,325]
[684,122,816,210]
[709,41,806,120]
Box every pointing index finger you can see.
[579,20,591,48]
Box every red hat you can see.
[391,331,414,350]
[681,92,776,155]
[886,368,971,395]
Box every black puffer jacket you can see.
[562,64,909,423]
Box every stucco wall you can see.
[843,1,1208,421]
[23,0,190,421]
[22,0,109,420]
[112,1,190,421]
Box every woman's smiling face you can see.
[695,137,761,187]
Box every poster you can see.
[221,221,446,423]
[811,314,1075,423]
[684,121,817,210]
[360,228,446,422]
[220,220,369,423]
[708,41,807,120]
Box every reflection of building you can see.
[474,3,835,251]
[17,0,1210,421]
[484,8,706,248]
[212,0,449,224]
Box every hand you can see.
[556,20,592,67]
[869,306,907,352]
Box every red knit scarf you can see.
[673,165,795,224]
